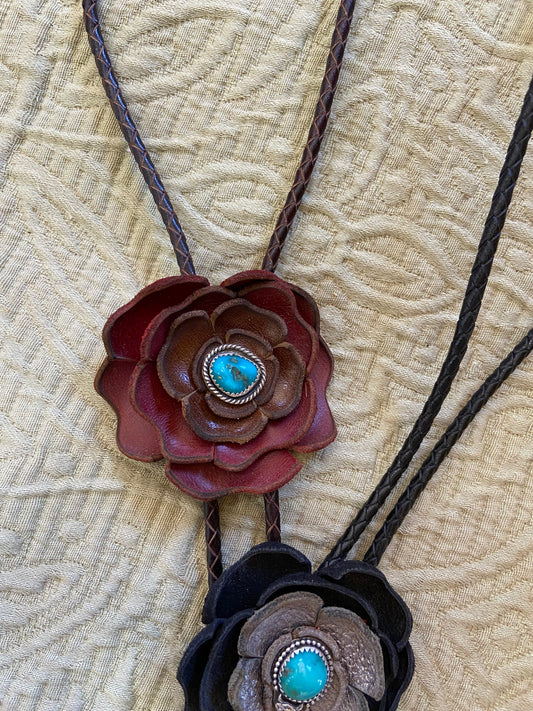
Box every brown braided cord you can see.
[204,501,223,587]
[262,0,356,272]
[264,491,281,543]
[364,326,533,567]
[319,73,533,571]
[82,0,195,275]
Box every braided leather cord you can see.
[262,0,355,271]
[319,74,533,570]
[82,0,195,275]
[364,326,533,566]
[264,490,281,543]
[204,501,223,587]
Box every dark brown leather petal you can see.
[103,275,208,359]
[225,328,273,360]
[139,286,233,360]
[205,393,258,420]
[157,311,215,399]
[260,343,305,420]
[255,355,280,407]
[165,450,302,500]
[95,358,163,462]
[239,283,318,371]
[214,379,317,471]
[183,391,268,444]
[131,361,213,462]
[212,299,287,347]
[191,336,223,391]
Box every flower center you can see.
[202,344,266,403]
[273,639,331,706]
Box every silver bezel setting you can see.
[201,344,266,405]
[272,638,332,708]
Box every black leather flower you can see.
[178,543,414,711]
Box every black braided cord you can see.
[364,326,533,566]
[319,73,533,570]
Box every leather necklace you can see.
[82,1,533,709]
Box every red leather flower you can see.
[95,270,336,499]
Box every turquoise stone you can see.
[210,352,260,396]
[279,648,329,703]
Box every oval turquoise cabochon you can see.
[210,352,260,396]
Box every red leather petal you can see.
[131,361,213,462]
[293,338,336,452]
[220,269,281,293]
[240,284,318,371]
[260,343,305,420]
[157,311,215,399]
[103,275,208,359]
[289,283,320,331]
[214,379,317,471]
[212,299,287,347]
[183,391,269,444]
[140,286,233,361]
[95,358,163,462]
[165,450,302,500]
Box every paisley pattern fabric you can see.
[1,1,533,710]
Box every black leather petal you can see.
[177,619,224,711]
[321,560,412,647]
[256,571,379,632]
[199,609,253,711]
[202,542,311,624]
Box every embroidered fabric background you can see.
[1,1,533,709]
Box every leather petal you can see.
[321,561,413,648]
[202,542,312,625]
[260,343,305,419]
[139,286,233,360]
[103,275,207,359]
[95,358,162,462]
[237,592,323,657]
[227,658,263,711]
[199,609,252,711]
[182,391,269,444]
[157,311,214,399]
[166,450,302,503]
[220,269,281,292]
[212,299,287,347]
[289,281,321,331]
[224,328,273,360]
[214,379,317,471]
[318,606,385,699]
[205,393,258,421]
[177,619,224,711]
[292,337,336,452]
[240,283,318,370]
[131,361,213,462]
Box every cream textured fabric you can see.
[1,1,533,709]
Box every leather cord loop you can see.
[319,73,533,570]
[82,0,195,275]
[364,326,533,566]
